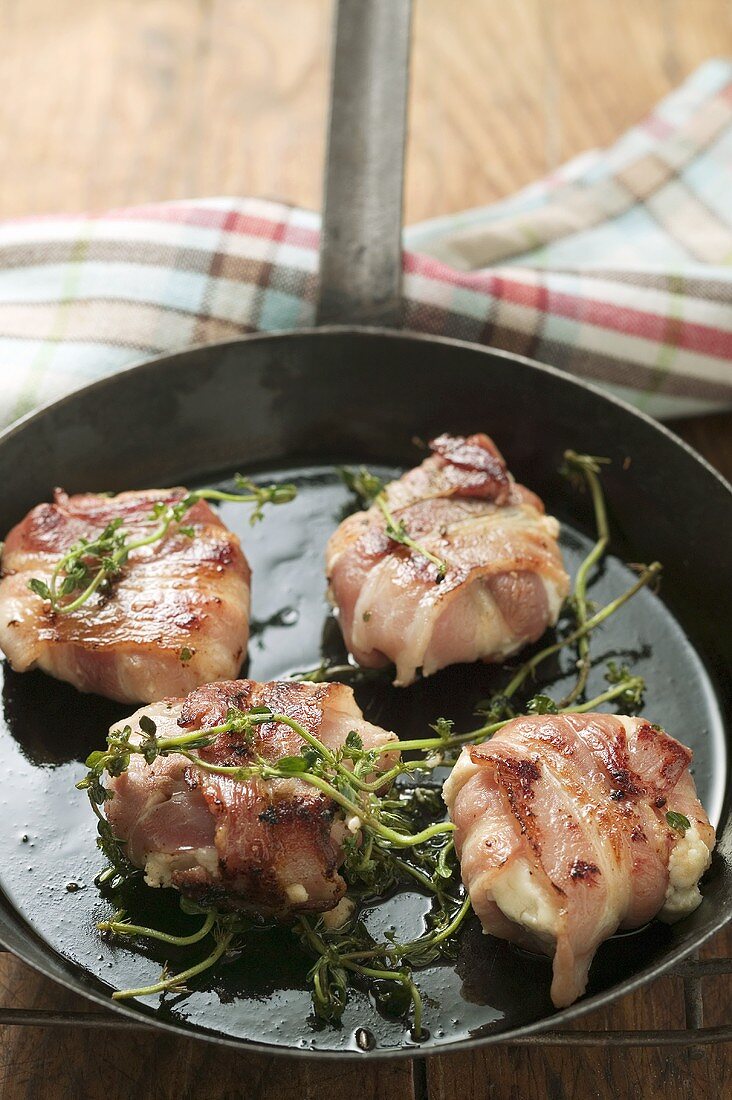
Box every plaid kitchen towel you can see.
[0,60,731,429]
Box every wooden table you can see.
[0,2,731,1097]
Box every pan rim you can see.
[2,323,731,502]
[0,324,730,1058]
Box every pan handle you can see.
[316,0,412,328]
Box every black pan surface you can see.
[0,328,730,1058]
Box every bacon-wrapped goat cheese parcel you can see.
[104,679,398,919]
[0,489,251,703]
[326,434,570,686]
[443,712,715,1008]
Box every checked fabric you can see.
[0,60,731,428]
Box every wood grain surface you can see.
[0,1,731,1097]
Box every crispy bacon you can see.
[326,434,569,686]
[443,713,715,1008]
[0,489,251,703]
[105,679,398,918]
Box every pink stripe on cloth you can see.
[103,202,322,250]
[485,277,730,359]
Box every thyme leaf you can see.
[666,811,691,835]
[526,694,560,715]
[337,466,385,508]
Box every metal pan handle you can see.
[316,0,412,328]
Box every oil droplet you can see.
[20,834,28,843]
[355,1027,375,1051]
[65,881,82,892]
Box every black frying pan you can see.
[0,0,730,1059]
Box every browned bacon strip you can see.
[326,434,569,686]
[0,489,251,703]
[443,713,715,1008]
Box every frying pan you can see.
[0,0,730,1058]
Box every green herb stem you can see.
[342,960,424,1037]
[291,662,391,685]
[465,676,644,745]
[98,909,217,947]
[375,493,447,579]
[559,452,610,706]
[111,932,232,1001]
[373,674,645,759]
[179,747,455,849]
[500,561,661,700]
[389,856,441,893]
[420,894,472,949]
[49,517,171,613]
[337,466,385,508]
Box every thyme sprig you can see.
[95,891,267,1002]
[497,561,661,703]
[365,670,647,763]
[28,475,297,614]
[77,708,455,865]
[294,906,477,1035]
[558,451,610,705]
[286,793,472,1033]
[98,907,218,948]
[339,465,447,580]
[111,926,234,1001]
[291,661,391,685]
[374,493,447,579]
